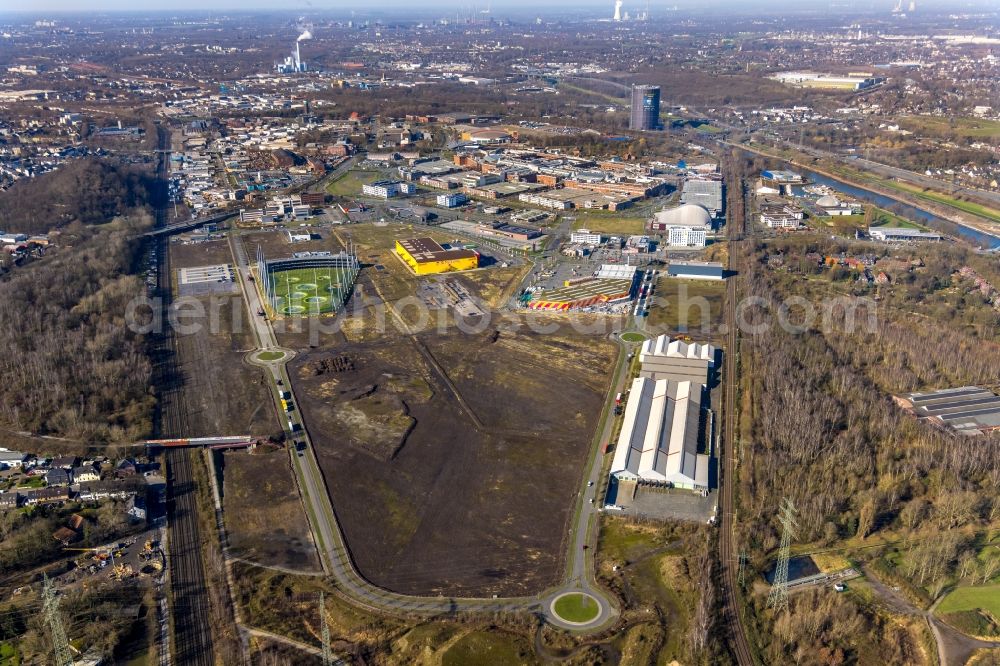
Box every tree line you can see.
[0,159,157,235]
[735,237,1000,662]
[0,215,155,443]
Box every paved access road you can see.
[227,232,621,631]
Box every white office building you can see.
[363,180,415,198]
[570,230,603,245]
[667,226,707,247]
[437,192,468,208]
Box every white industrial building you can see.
[596,264,639,280]
[286,230,312,243]
[869,227,942,242]
[639,335,715,384]
[609,377,710,490]
[570,229,604,245]
[650,205,712,247]
[815,194,858,216]
[0,449,25,469]
[363,180,415,198]
[436,192,468,208]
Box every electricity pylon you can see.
[766,498,798,612]
[320,592,333,666]
[42,575,73,666]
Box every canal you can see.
[736,147,1000,249]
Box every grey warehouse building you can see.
[681,179,724,216]
[894,386,1000,435]
[639,335,716,384]
[667,260,724,280]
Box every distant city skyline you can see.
[5,0,997,15]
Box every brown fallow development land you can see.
[292,326,617,597]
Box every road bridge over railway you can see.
[144,436,264,450]
[141,211,238,238]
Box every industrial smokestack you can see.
[613,0,623,21]
[295,29,312,72]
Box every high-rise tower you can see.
[629,84,660,131]
[614,0,623,21]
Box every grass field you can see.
[936,584,1000,618]
[571,214,648,236]
[808,206,922,236]
[552,593,601,623]
[0,642,19,666]
[325,169,382,197]
[869,207,921,229]
[886,181,1000,224]
[441,630,538,666]
[647,277,726,335]
[267,267,348,315]
[620,332,647,342]
[898,115,1000,139]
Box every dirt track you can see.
[292,327,616,597]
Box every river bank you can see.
[731,142,1000,250]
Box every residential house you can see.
[46,467,72,486]
[73,464,100,483]
[0,491,21,510]
[126,494,147,522]
[23,487,70,505]
[76,480,136,501]
[52,526,78,546]
[115,459,138,478]
[51,456,79,469]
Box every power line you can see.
[766,497,797,613]
[42,575,72,666]
[319,592,333,666]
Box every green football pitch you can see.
[267,267,348,315]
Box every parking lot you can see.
[606,477,718,524]
[177,263,238,296]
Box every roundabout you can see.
[549,591,603,627]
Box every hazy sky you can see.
[6,0,996,14]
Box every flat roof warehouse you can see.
[894,386,1000,435]
[396,237,477,263]
[394,237,479,276]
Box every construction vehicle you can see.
[64,546,116,568]
[110,564,134,581]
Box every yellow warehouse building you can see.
[395,238,479,275]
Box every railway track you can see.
[151,125,215,665]
[719,154,755,666]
